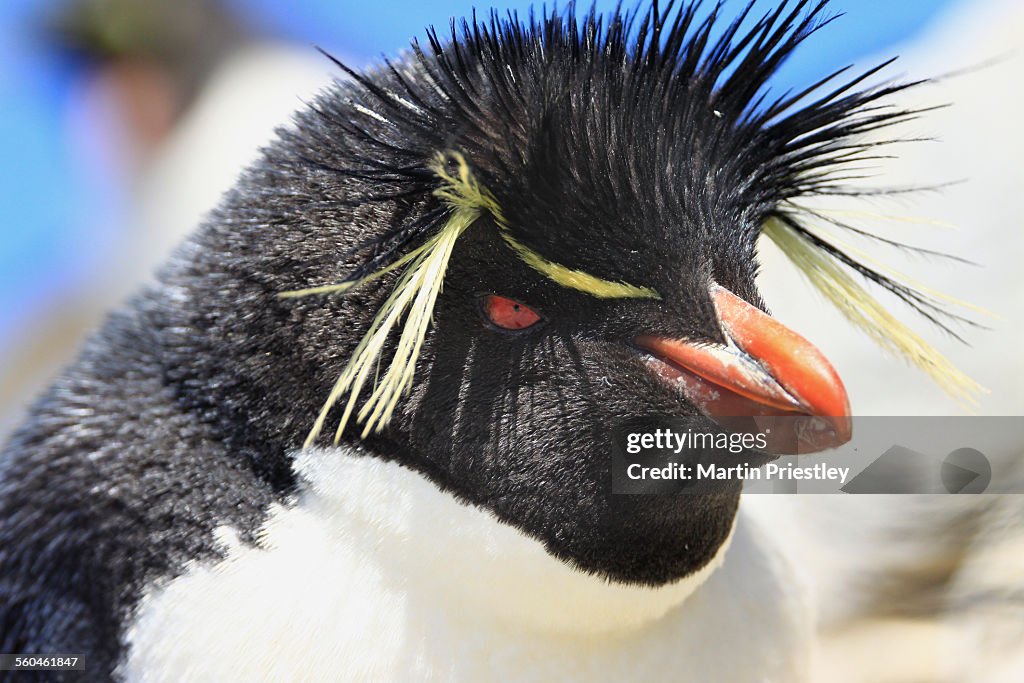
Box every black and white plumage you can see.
[0,2,978,681]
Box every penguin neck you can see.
[292,446,733,636]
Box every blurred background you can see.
[0,0,1022,680]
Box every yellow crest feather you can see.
[430,151,506,226]
[763,216,984,405]
[286,151,982,446]
[434,152,658,299]
[501,233,661,300]
[292,153,486,446]
[285,151,665,445]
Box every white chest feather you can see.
[120,449,813,682]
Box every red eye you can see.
[482,295,543,331]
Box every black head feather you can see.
[306,1,922,286]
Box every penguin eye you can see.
[480,295,543,331]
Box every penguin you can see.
[0,1,980,681]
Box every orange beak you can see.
[635,285,852,454]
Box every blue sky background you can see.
[0,0,968,352]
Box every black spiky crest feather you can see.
[286,0,983,443]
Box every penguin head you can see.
[169,1,978,586]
